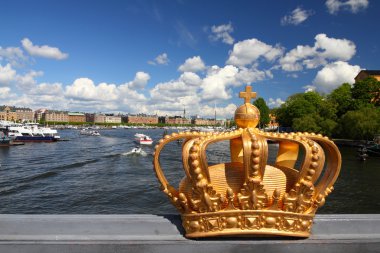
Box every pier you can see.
[0,214,379,253]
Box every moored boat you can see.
[1,122,60,142]
[0,130,11,147]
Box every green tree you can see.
[327,83,353,117]
[253,97,270,128]
[339,107,380,140]
[292,114,321,133]
[351,77,380,108]
[275,91,338,136]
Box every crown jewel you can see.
[153,86,341,238]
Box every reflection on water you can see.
[0,129,379,214]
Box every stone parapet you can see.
[0,214,379,253]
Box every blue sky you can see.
[0,0,378,118]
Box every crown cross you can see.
[239,85,257,104]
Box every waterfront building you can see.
[165,116,191,125]
[127,114,158,124]
[355,70,380,82]
[68,112,85,123]
[192,118,224,126]
[268,113,279,129]
[0,106,34,122]
[0,106,17,121]
[44,110,69,123]
[89,113,122,124]
[105,115,121,124]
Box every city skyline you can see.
[0,0,378,118]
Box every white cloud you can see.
[226,38,283,67]
[0,64,17,85]
[16,70,43,89]
[312,61,361,92]
[326,0,369,14]
[29,82,64,95]
[209,23,235,45]
[267,98,285,108]
[126,71,150,89]
[0,46,27,66]
[148,53,169,65]
[65,78,118,101]
[179,72,202,86]
[315,34,356,61]
[200,103,237,119]
[0,87,16,99]
[279,33,356,71]
[201,65,239,101]
[281,7,314,26]
[303,85,317,93]
[21,38,68,60]
[178,56,206,72]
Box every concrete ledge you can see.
[0,214,379,253]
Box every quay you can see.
[0,214,379,253]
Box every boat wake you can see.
[122,147,148,156]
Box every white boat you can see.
[80,129,101,136]
[123,146,147,156]
[1,122,60,142]
[134,133,153,145]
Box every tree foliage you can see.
[351,77,380,108]
[275,91,337,135]
[253,97,270,127]
[272,79,379,140]
[339,108,380,140]
[327,83,353,117]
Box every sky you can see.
[0,0,378,119]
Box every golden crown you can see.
[153,86,341,238]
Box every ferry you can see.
[0,121,60,142]
[134,133,153,145]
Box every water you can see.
[0,129,379,214]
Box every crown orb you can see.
[234,103,260,128]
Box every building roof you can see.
[358,70,380,75]
[68,112,85,116]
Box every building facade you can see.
[0,106,34,122]
[192,118,224,126]
[127,114,158,124]
[165,116,191,125]
[355,70,380,82]
[68,112,86,123]
[44,111,69,123]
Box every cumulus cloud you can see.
[200,103,237,119]
[0,46,27,67]
[0,64,17,85]
[148,53,169,65]
[179,72,202,86]
[281,7,314,26]
[21,38,68,60]
[16,70,43,89]
[0,87,16,99]
[29,82,64,96]
[267,98,285,108]
[178,56,206,72]
[312,61,361,92]
[226,38,283,67]
[209,23,235,45]
[326,0,369,14]
[201,65,239,101]
[126,71,150,89]
[279,33,356,71]
[65,78,119,101]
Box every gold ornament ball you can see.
[234,103,260,128]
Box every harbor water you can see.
[0,129,379,214]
